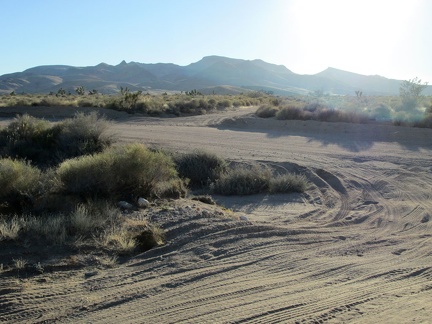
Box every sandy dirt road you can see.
[1,107,432,323]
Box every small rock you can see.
[240,215,249,221]
[84,271,98,278]
[138,197,150,208]
[118,201,134,209]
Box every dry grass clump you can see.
[0,201,165,255]
[0,216,22,241]
[269,173,309,193]
[212,164,271,195]
[174,149,227,188]
[211,164,309,196]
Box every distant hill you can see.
[1,55,431,96]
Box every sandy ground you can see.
[1,106,432,323]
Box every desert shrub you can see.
[174,150,227,188]
[0,114,59,163]
[0,113,113,167]
[413,114,432,128]
[135,99,164,115]
[256,105,279,118]
[152,179,188,199]
[0,158,43,212]
[232,100,243,107]
[217,99,231,109]
[77,97,105,108]
[55,112,113,159]
[276,105,305,120]
[39,96,77,107]
[372,103,393,121]
[211,164,271,195]
[208,98,217,107]
[315,108,341,122]
[56,143,181,200]
[269,174,308,193]
[107,88,142,112]
[304,102,325,112]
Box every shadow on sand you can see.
[213,116,432,153]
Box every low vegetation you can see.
[0,113,310,274]
[174,149,227,188]
[57,143,185,200]
[0,90,276,116]
[0,112,113,167]
[0,203,163,255]
[211,164,308,196]
[2,85,431,126]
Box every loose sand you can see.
[1,106,431,323]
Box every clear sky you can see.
[1,0,431,83]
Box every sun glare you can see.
[282,0,420,76]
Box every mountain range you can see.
[1,55,431,96]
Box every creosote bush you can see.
[0,112,113,167]
[55,112,113,159]
[57,143,184,200]
[212,164,272,195]
[211,164,309,196]
[256,105,279,118]
[0,158,43,212]
[174,149,227,188]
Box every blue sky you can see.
[1,0,431,83]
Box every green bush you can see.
[174,150,227,188]
[56,143,183,200]
[0,114,58,163]
[276,105,306,120]
[256,105,279,118]
[0,158,43,212]
[211,164,271,195]
[211,163,309,196]
[55,112,113,159]
[0,113,113,167]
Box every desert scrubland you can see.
[1,104,432,323]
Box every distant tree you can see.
[75,86,85,95]
[88,89,98,95]
[399,77,428,110]
[56,88,66,97]
[355,90,362,98]
[185,89,202,96]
